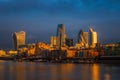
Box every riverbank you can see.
[0,56,120,64]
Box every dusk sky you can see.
[0,0,120,50]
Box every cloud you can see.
[0,0,119,16]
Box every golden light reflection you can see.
[92,64,100,80]
[80,64,91,80]
[105,73,110,80]
[50,64,74,80]
[50,65,58,80]
[12,62,26,80]
[60,64,74,73]
[60,64,74,80]
[0,61,5,80]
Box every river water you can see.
[0,61,120,80]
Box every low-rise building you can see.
[7,50,18,55]
[0,50,6,56]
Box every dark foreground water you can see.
[0,61,120,80]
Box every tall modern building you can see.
[77,29,88,48]
[50,36,57,47]
[89,27,97,48]
[83,32,89,48]
[13,31,26,50]
[57,24,66,48]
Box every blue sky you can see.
[0,0,120,49]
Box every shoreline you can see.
[0,56,120,64]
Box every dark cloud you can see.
[0,0,120,17]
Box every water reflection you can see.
[0,61,120,80]
[105,73,110,80]
[0,61,5,80]
[104,66,111,80]
[50,64,75,80]
[92,64,100,80]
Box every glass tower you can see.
[57,24,66,48]
[89,27,97,48]
[13,31,26,50]
[78,29,88,48]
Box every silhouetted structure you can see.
[66,38,73,47]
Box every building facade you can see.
[50,36,57,47]
[13,31,26,50]
[89,27,97,48]
[57,24,66,48]
[77,29,88,49]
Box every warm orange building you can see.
[88,50,99,57]
[37,42,50,50]
[0,50,6,56]
[67,49,76,58]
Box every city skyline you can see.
[0,0,120,49]
[0,23,119,50]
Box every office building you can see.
[50,36,57,47]
[89,27,97,48]
[83,32,89,48]
[77,29,88,48]
[13,31,26,50]
[57,24,66,48]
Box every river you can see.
[0,61,120,80]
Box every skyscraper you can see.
[13,31,26,50]
[89,27,97,48]
[57,24,66,48]
[83,32,89,48]
[77,29,88,48]
[50,36,57,47]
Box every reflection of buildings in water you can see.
[37,63,52,80]
[105,73,110,80]
[80,64,92,80]
[13,62,26,80]
[60,64,74,80]
[25,62,40,80]
[0,61,6,80]
[0,61,26,80]
[49,64,58,80]
[1,62,46,80]
[92,64,100,80]
[60,64,74,74]
[50,64,74,80]
[104,67,110,80]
